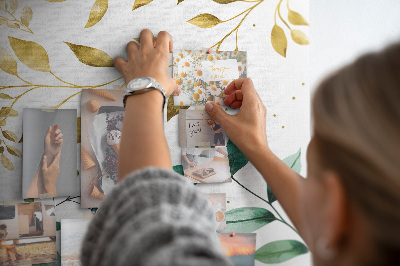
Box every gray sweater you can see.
[81,167,232,266]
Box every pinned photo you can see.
[205,193,226,232]
[178,109,227,147]
[0,236,57,265]
[182,147,231,183]
[173,50,247,106]
[61,219,91,266]
[219,233,256,266]
[80,89,125,208]
[0,202,57,265]
[22,108,78,199]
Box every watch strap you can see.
[123,77,166,110]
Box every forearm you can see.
[26,168,41,198]
[182,155,191,164]
[118,90,171,181]
[245,145,305,236]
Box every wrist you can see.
[125,89,164,109]
[44,180,56,194]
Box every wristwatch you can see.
[123,76,166,109]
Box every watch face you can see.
[131,77,151,90]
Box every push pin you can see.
[230,232,235,237]
[206,49,211,54]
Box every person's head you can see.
[301,43,400,265]
[0,224,7,230]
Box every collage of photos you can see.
[22,109,78,199]
[80,89,125,208]
[0,202,57,265]
[173,50,247,106]
[219,233,257,266]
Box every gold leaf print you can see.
[291,29,309,45]
[187,13,222,28]
[65,42,114,67]
[212,0,239,4]
[177,0,184,4]
[288,9,308,26]
[9,37,51,72]
[6,21,19,29]
[271,24,287,57]
[0,0,5,6]
[0,93,13,99]
[0,47,18,76]
[167,96,189,122]
[6,145,21,157]
[44,0,66,2]
[0,107,18,117]
[2,130,18,142]
[0,146,3,152]
[132,0,153,11]
[77,117,81,143]
[21,6,33,27]
[0,120,5,126]
[1,154,14,171]
[10,0,18,14]
[0,18,6,25]
[85,0,108,28]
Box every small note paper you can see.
[199,59,239,82]
[178,109,227,147]
[173,50,247,106]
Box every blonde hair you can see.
[312,43,400,264]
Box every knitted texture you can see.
[81,167,232,266]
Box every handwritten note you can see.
[199,59,239,82]
[188,121,202,137]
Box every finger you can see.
[58,139,63,147]
[225,78,256,97]
[42,156,47,171]
[45,126,52,138]
[205,102,231,128]
[223,90,243,106]
[114,56,128,72]
[55,129,61,136]
[224,79,245,95]
[126,41,139,59]
[156,31,173,52]
[139,29,154,51]
[171,85,182,96]
[52,124,60,133]
[55,133,63,141]
[230,101,242,109]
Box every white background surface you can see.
[310,0,400,91]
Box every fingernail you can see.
[206,102,214,112]
[177,85,182,95]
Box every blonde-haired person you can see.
[81,29,400,266]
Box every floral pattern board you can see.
[173,50,247,106]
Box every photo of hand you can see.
[26,124,63,198]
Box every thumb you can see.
[205,102,231,127]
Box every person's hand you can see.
[44,124,63,159]
[189,161,197,167]
[205,78,268,157]
[114,29,180,97]
[42,152,61,197]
